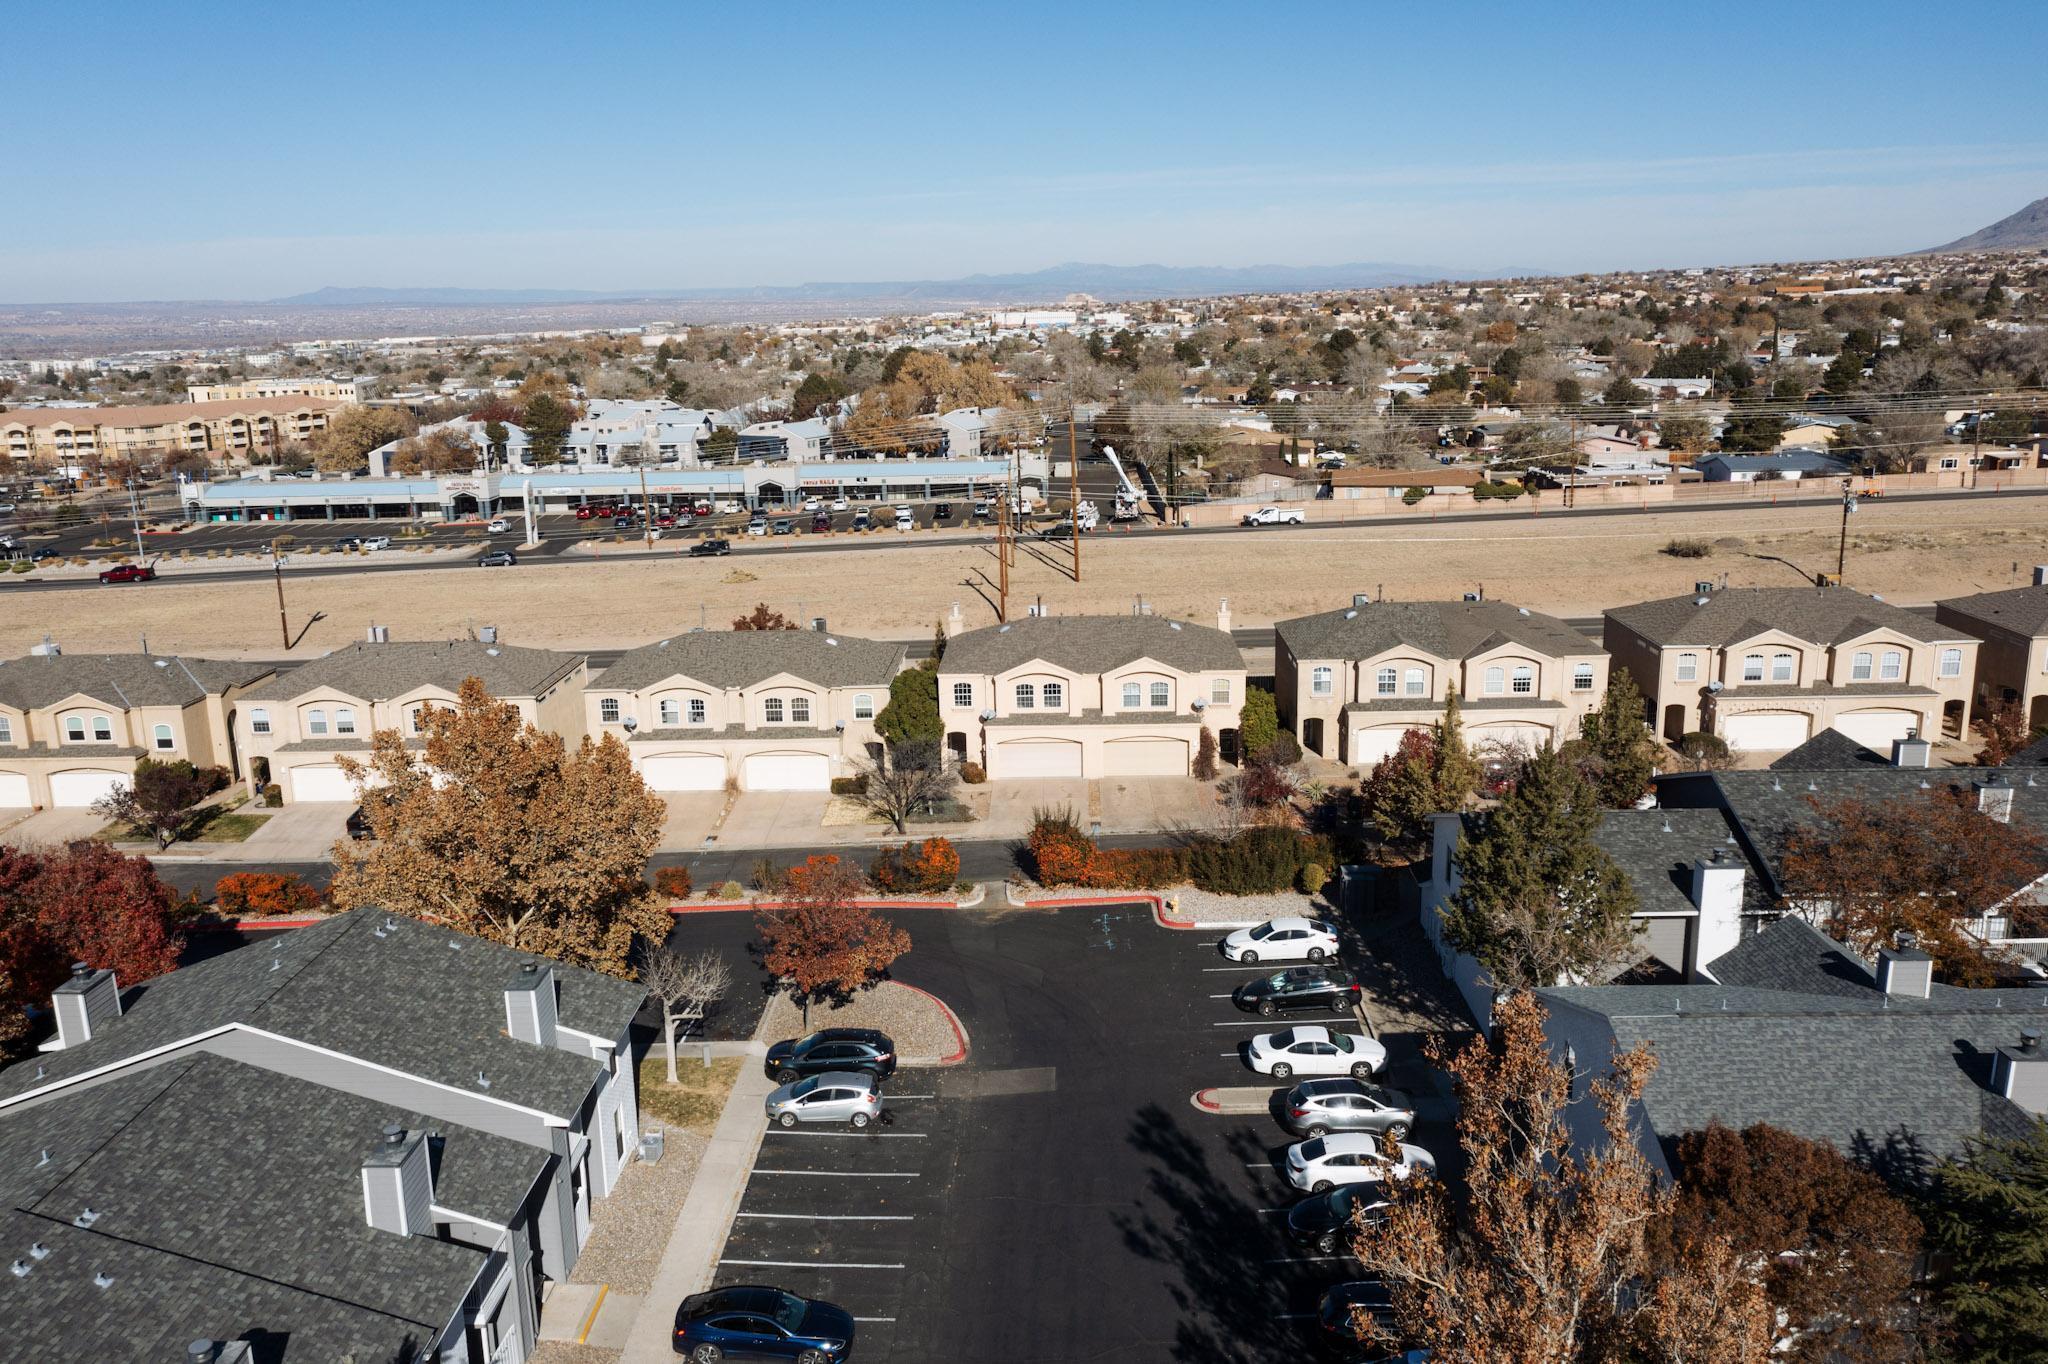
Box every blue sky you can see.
[7,0,2046,301]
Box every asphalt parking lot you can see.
[663,899,1452,1361]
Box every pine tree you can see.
[1930,1123,2048,1359]
[1441,745,1640,991]
[1240,685,1279,758]
[1432,690,1481,807]
[1580,670,1659,807]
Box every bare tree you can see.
[856,739,958,835]
[633,942,734,1082]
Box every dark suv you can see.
[1232,966,1361,1018]
[764,1028,896,1083]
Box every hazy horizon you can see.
[6,0,2045,302]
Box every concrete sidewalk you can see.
[616,1041,778,1364]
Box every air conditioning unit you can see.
[1694,580,1714,595]
[1352,593,1371,607]
[1461,591,1481,602]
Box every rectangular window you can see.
[659,699,680,725]
[1771,654,1793,682]
[1511,666,1535,695]
[335,707,356,735]
[1880,651,1903,681]
[1939,647,1963,678]
[764,698,784,723]
[1405,668,1426,696]
[1042,682,1063,710]
[1376,667,1397,696]
[1311,667,1333,697]
[1483,666,1504,695]
[1741,654,1765,683]
[1572,664,1594,691]
[791,697,811,723]
[1675,653,1697,682]
[93,716,112,742]
[1149,681,1171,708]
[153,723,174,750]
[854,693,875,720]
[0,715,10,742]
[249,708,270,735]
[600,698,620,723]
[1851,651,1873,681]
[1122,681,1142,707]
[307,709,328,736]
[1015,683,1036,710]
[1211,677,1230,703]
[953,682,974,708]
[688,698,706,725]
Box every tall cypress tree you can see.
[1432,690,1481,807]
[1441,745,1639,991]
[1581,669,1660,808]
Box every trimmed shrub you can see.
[261,783,283,808]
[958,761,987,785]
[653,865,693,900]
[213,870,321,919]
[1299,862,1329,897]
[713,879,745,901]
[1185,827,1336,896]
[1402,486,1428,505]
[1261,730,1303,766]
[1472,480,1527,501]
[1089,846,1187,889]
[830,774,868,797]
[1677,731,1733,770]
[1193,728,1218,781]
[1027,806,1099,887]
[1663,537,1713,559]
[751,857,785,893]
[873,836,960,893]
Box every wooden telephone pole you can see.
[1069,410,1082,582]
[996,479,1009,622]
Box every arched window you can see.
[1149,681,1171,708]
[791,696,811,723]
[0,715,12,743]
[1483,666,1505,695]
[1939,647,1963,678]
[1880,650,1904,681]
[1375,667,1397,696]
[1405,668,1427,696]
[1014,683,1036,710]
[92,714,112,741]
[334,707,356,735]
[599,698,620,723]
[1310,667,1333,697]
[854,693,875,719]
[764,697,785,723]
[1851,650,1873,681]
[1041,682,1063,711]
[1675,653,1698,682]
[1122,681,1142,707]
[152,723,174,750]
[1211,677,1231,703]
[65,716,84,741]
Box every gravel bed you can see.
[559,1121,710,1295]
[759,980,960,1064]
[530,1341,619,1364]
[1010,883,1330,926]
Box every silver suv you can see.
[1281,1078,1415,1140]
[764,1071,882,1129]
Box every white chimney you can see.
[1993,1030,2048,1116]
[1688,851,1746,974]
[1217,597,1232,634]
[360,1124,435,1236]
[948,601,964,632]
[1891,734,1931,768]
[1875,935,1934,998]
[1978,774,2016,824]
[504,959,558,1048]
[47,963,121,1051]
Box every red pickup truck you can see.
[98,564,156,585]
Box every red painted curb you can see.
[893,981,970,1065]
[1193,1088,1222,1112]
[1021,893,1199,930]
[669,898,959,915]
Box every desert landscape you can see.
[10,497,2046,658]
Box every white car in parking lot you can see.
[1246,1025,1385,1081]
[763,1071,883,1129]
[1284,1133,1436,1193]
[1221,916,1339,964]
[485,517,509,533]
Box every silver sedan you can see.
[763,1071,882,1129]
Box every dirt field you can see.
[8,498,2048,658]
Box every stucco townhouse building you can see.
[937,610,1246,779]
[1934,582,2048,733]
[1275,599,1609,767]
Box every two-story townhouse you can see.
[1605,585,1978,753]
[1934,582,2048,733]
[938,610,1245,780]
[237,637,587,803]
[1275,599,1609,767]
[0,650,273,810]
[584,629,905,792]
[0,909,644,1363]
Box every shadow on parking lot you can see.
[1115,1101,1325,1364]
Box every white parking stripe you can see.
[721,1257,906,1270]
[752,1169,920,1178]
[1212,1019,1291,1027]
[736,1212,917,1221]
[852,1317,897,1323]
[764,1129,928,1138]
[1265,1254,1348,1263]
[883,1093,935,1099]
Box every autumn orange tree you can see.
[327,677,670,977]
[755,855,911,1024]
[1975,696,2037,766]
[1348,993,1770,1364]
[1778,787,2047,986]
[212,871,322,919]
[732,603,797,631]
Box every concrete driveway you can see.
[715,791,832,848]
[0,808,108,849]
[983,779,1093,836]
[1097,776,1221,833]
[657,792,728,850]
[230,801,354,861]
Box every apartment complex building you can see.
[1934,584,2048,732]
[1,398,342,467]
[186,376,362,403]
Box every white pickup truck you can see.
[1241,506,1306,526]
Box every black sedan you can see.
[933,502,954,520]
[1318,1280,1397,1351]
[1232,966,1362,1018]
[1287,1182,1390,1253]
[689,538,731,557]
[673,1286,854,1362]
[765,1028,896,1083]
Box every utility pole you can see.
[638,462,653,549]
[272,539,291,648]
[996,483,1009,622]
[1835,478,1856,582]
[127,481,145,562]
[1068,407,1081,582]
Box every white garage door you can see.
[1350,727,1413,768]
[49,769,129,807]
[994,739,1084,780]
[1833,710,1920,749]
[1721,712,1810,752]
[289,765,358,802]
[1102,738,1188,777]
[0,772,30,807]
[742,753,831,791]
[640,754,726,791]
[1470,723,1555,755]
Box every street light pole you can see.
[1069,408,1081,583]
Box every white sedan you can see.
[1246,1025,1385,1081]
[830,498,849,512]
[1221,916,1339,964]
[801,497,823,511]
[1285,1133,1437,1193]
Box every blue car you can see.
[672,1286,855,1362]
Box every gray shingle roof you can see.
[1939,586,2048,638]
[242,640,582,703]
[1277,600,1600,663]
[0,653,271,711]
[1605,586,1965,648]
[1594,808,1766,918]
[0,910,645,1117]
[942,615,1243,676]
[1766,728,1891,770]
[592,629,903,692]
[0,1053,540,1363]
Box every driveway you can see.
[715,791,832,848]
[1097,775,1222,833]
[982,778,1092,836]
[224,801,354,861]
[657,792,727,850]
[0,808,107,849]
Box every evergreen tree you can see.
[1579,670,1659,807]
[1432,691,1481,808]
[1929,1122,2048,1361]
[1441,745,1639,991]
[875,666,942,748]
[522,393,573,463]
[1240,685,1280,757]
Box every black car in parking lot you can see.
[1233,966,1362,1017]
[1286,1183,1390,1253]
[933,502,954,520]
[672,1286,855,1362]
[765,1028,897,1083]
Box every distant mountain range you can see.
[1920,194,2048,253]
[267,260,1527,309]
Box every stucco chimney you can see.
[1977,774,2016,824]
[1217,598,1232,634]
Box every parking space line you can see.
[1265,1254,1348,1263]
[736,1212,916,1221]
[721,1258,906,1270]
[1212,1020,1287,1027]
[763,1129,928,1138]
[852,1317,897,1323]
[751,1169,920,1178]
[883,1093,935,1099]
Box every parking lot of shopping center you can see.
[664,897,1460,1360]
